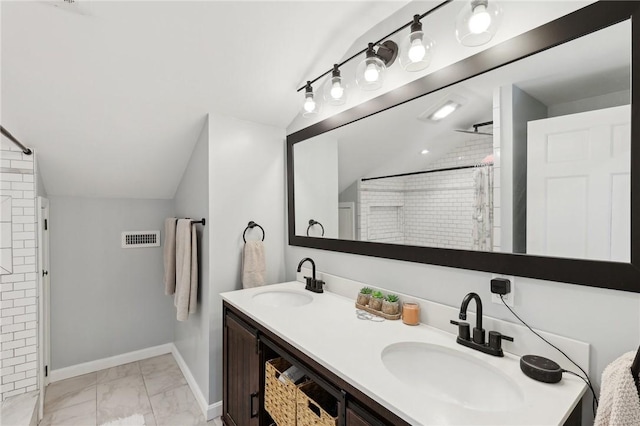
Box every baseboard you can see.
[49,344,173,383]
[170,344,220,421]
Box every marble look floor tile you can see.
[40,399,96,426]
[97,362,141,384]
[143,369,187,397]
[138,354,185,396]
[44,373,97,413]
[149,384,204,426]
[96,374,152,425]
[139,354,177,377]
[207,418,223,426]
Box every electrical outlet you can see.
[491,274,515,306]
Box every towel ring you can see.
[306,219,325,237]
[243,221,265,243]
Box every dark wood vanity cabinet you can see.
[222,312,261,426]
[223,302,407,426]
[223,302,584,426]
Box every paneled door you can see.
[527,105,630,261]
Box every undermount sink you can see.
[252,290,313,308]
[381,342,524,412]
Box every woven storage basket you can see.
[296,382,338,426]
[265,358,308,426]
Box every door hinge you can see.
[45,365,48,377]
[44,219,48,230]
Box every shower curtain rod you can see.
[0,126,32,155]
[361,162,493,182]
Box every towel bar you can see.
[243,221,265,243]
[306,219,324,237]
[187,218,206,226]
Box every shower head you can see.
[455,121,493,136]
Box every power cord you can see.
[499,295,599,416]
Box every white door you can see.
[37,197,50,420]
[527,105,630,261]
[338,202,355,240]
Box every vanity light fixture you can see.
[295,0,452,104]
[455,0,503,47]
[356,42,398,91]
[399,15,435,72]
[302,81,319,117]
[323,64,347,106]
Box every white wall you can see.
[293,135,339,238]
[0,138,39,400]
[208,113,286,402]
[285,2,633,425]
[48,197,175,369]
[173,118,210,403]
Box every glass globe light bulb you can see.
[408,38,426,63]
[364,62,380,82]
[468,4,491,34]
[303,95,316,113]
[330,81,344,100]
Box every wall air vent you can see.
[121,231,160,248]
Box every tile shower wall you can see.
[0,140,38,401]
[359,136,493,249]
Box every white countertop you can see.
[221,281,586,425]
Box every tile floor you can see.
[40,354,223,426]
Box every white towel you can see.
[242,240,266,289]
[174,219,198,321]
[595,351,640,426]
[163,218,177,295]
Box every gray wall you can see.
[208,113,286,402]
[49,196,175,369]
[173,118,210,402]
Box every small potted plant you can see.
[357,287,373,306]
[369,291,384,311]
[382,294,400,315]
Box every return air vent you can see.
[121,231,160,248]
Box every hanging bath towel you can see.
[175,219,198,321]
[163,218,177,295]
[242,240,266,288]
[594,351,640,426]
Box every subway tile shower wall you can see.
[0,140,39,401]
[358,136,493,250]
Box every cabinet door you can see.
[346,405,387,426]
[223,313,260,426]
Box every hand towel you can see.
[595,351,640,426]
[174,219,198,321]
[242,240,266,289]
[163,218,177,295]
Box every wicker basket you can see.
[265,358,308,426]
[296,382,338,426]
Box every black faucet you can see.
[296,257,325,293]
[450,292,513,357]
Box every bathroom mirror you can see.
[287,1,640,292]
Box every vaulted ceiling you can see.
[1,0,409,199]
